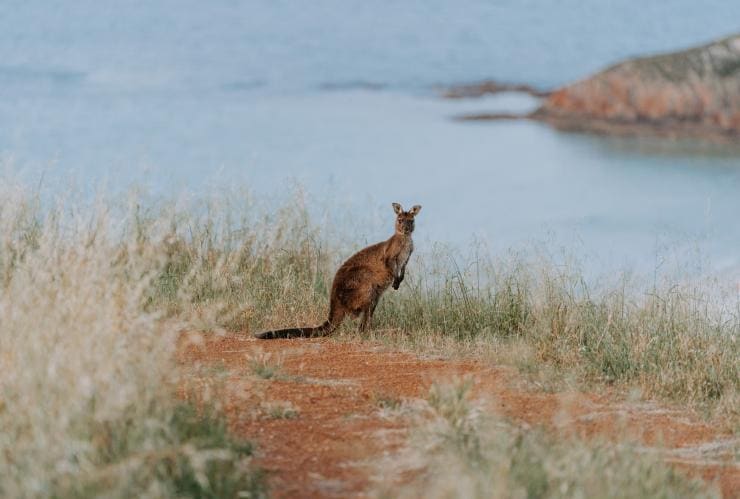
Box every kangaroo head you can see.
[392,202,421,235]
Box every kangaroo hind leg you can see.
[359,290,381,332]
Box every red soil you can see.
[178,335,738,498]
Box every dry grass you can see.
[86,183,740,419]
[369,252,739,422]
[2,177,737,496]
[378,379,719,498]
[248,351,284,380]
[147,193,737,420]
[0,182,265,497]
[135,194,736,420]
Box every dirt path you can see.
[179,335,738,498]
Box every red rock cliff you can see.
[537,34,740,137]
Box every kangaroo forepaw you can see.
[392,278,401,290]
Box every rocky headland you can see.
[453,34,740,142]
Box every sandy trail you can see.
[178,335,738,498]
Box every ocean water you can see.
[2,1,740,275]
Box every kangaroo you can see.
[255,202,421,339]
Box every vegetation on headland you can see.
[1,179,736,496]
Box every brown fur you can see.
[255,202,421,339]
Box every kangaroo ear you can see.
[392,202,403,214]
[409,205,422,216]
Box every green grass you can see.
[370,259,738,415]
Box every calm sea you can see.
[2,1,740,275]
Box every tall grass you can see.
[167,196,735,417]
[0,183,265,497]
[1,177,736,496]
[369,250,739,418]
[382,379,717,498]
[97,186,737,417]
[141,192,333,333]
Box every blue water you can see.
[2,1,740,275]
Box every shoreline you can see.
[453,108,740,144]
[443,33,740,144]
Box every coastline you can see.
[452,105,740,144]
[444,34,740,144]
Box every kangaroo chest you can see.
[400,239,413,265]
[392,238,413,268]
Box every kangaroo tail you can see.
[254,320,333,340]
